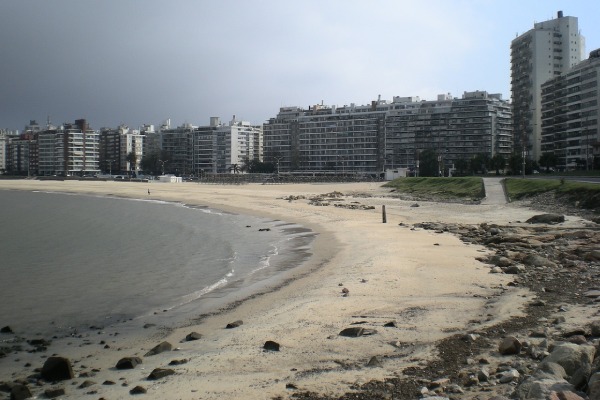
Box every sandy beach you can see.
[0,179,594,399]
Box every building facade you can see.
[511,10,585,162]
[263,92,512,175]
[38,119,100,176]
[156,117,262,176]
[541,49,600,170]
[99,125,144,175]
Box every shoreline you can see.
[1,180,592,399]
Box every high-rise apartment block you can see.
[99,125,144,175]
[541,49,600,170]
[263,92,512,175]
[511,10,585,162]
[158,117,263,175]
[37,119,100,176]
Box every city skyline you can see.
[1,0,599,131]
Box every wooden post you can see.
[382,205,387,223]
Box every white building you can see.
[511,10,585,162]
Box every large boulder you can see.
[541,343,595,377]
[41,357,74,381]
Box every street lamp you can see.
[159,159,168,175]
[108,159,114,176]
[274,156,282,174]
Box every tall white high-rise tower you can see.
[511,10,585,162]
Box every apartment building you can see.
[263,92,512,175]
[159,117,263,175]
[99,125,144,174]
[38,119,100,176]
[541,49,600,170]
[511,10,585,162]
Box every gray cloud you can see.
[1,0,598,131]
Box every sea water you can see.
[0,189,314,337]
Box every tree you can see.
[491,154,506,175]
[538,152,557,173]
[507,153,523,175]
[418,149,439,177]
[140,150,168,175]
[126,151,137,175]
[471,153,490,174]
[229,164,240,174]
[454,158,470,176]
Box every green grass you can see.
[505,178,600,209]
[382,177,485,200]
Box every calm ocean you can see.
[0,189,314,337]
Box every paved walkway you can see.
[481,177,508,205]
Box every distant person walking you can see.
[147,188,150,195]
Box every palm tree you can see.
[229,164,240,174]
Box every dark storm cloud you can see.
[2,1,598,131]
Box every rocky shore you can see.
[289,194,600,399]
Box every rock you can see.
[548,391,586,400]
[0,326,13,334]
[538,362,567,379]
[383,321,396,327]
[168,359,188,366]
[526,214,565,224]
[10,384,32,400]
[498,336,522,355]
[116,357,142,370]
[524,254,557,268]
[338,327,377,337]
[591,321,600,337]
[144,341,172,356]
[263,341,280,351]
[147,368,175,380]
[129,385,146,395]
[588,372,600,400]
[41,356,74,381]
[542,343,595,376]
[102,380,116,385]
[566,335,587,345]
[44,387,66,398]
[185,332,202,341]
[367,356,382,367]
[499,369,520,383]
[478,367,490,382]
[225,320,243,329]
[585,290,600,299]
[78,380,96,389]
[490,255,512,267]
[504,264,525,274]
[411,203,419,207]
[339,327,363,337]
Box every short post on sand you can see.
[382,205,387,223]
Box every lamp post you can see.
[108,159,114,176]
[274,156,282,174]
[159,159,168,175]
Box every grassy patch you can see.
[383,177,485,200]
[505,178,600,209]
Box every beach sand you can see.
[0,180,590,399]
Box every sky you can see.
[1,0,599,132]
